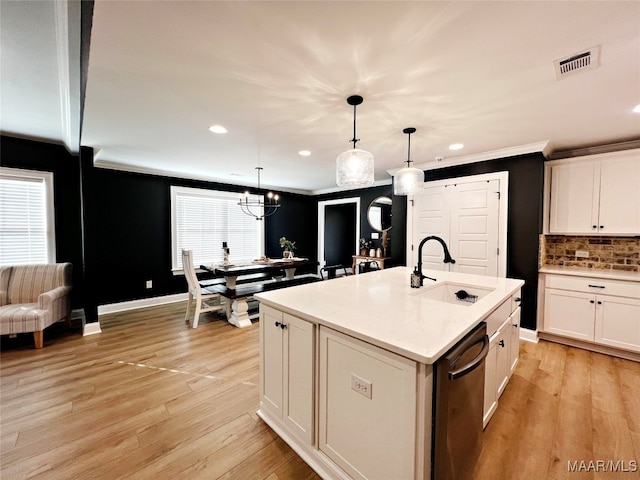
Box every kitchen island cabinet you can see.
[256,267,523,480]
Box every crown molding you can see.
[387,141,552,176]
[94,159,312,196]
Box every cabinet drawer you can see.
[545,274,640,299]
[485,298,512,336]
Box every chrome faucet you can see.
[411,236,456,288]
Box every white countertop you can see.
[255,267,524,364]
[539,265,640,282]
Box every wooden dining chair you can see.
[182,249,224,328]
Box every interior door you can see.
[413,178,501,276]
[414,185,450,271]
[318,198,360,271]
[324,203,357,267]
[449,180,500,276]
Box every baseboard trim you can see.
[539,332,640,362]
[98,293,188,315]
[83,322,102,336]
[520,328,538,343]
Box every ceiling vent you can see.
[553,46,600,79]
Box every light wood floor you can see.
[1,303,639,479]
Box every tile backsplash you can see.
[540,235,640,272]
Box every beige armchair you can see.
[0,263,72,348]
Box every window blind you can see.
[171,186,264,269]
[0,173,50,266]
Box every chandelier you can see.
[393,127,423,196]
[336,95,374,187]
[238,167,281,220]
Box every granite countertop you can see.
[255,266,524,364]
[539,265,640,282]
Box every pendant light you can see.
[394,127,423,196]
[336,95,374,187]
[238,167,281,220]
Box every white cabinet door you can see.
[509,307,521,375]
[261,306,284,417]
[283,313,315,444]
[598,154,640,235]
[260,306,315,445]
[319,327,417,480]
[495,323,510,397]
[544,288,595,341]
[595,296,640,353]
[548,160,600,234]
[483,334,498,429]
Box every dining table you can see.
[200,258,319,327]
[205,258,318,289]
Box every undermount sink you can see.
[411,281,494,306]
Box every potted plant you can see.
[279,237,296,259]
[359,238,370,256]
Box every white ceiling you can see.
[2,1,639,194]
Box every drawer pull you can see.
[515,297,522,303]
[499,339,505,348]
[588,284,605,289]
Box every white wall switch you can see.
[351,373,372,399]
[145,280,153,289]
[575,250,589,258]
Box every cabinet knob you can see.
[597,301,602,305]
[499,339,505,347]
[590,300,595,304]
[592,225,597,229]
[275,321,281,328]
[515,297,521,303]
[600,225,604,229]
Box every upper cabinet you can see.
[546,149,640,235]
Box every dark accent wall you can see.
[0,136,85,308]
[315,184,408,267]
[93,168,317,305]
[422,153,546,330]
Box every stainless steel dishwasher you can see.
[433,321,489,480]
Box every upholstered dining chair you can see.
[182,249,224,328]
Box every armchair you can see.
[0,263,72,348]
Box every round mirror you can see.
[367,196,393,232]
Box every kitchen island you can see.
[255,267,523,480]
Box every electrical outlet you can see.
[575,250,589,258]
[351,373,372,399]
[145,280,153,289]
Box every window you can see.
[0,167,56,266]
[171,186,264,270]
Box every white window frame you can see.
[170,185,265,271]
[0,167,56,266]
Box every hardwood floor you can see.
[1,302,639,479]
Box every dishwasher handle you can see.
[448,334,490,380]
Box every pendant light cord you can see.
[351,103,359,149]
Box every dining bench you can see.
[208,274,321,327]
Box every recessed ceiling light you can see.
[633,104,640,113]
[209,125,228,134]
[298,150,311,156]
[449,143,464,151]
